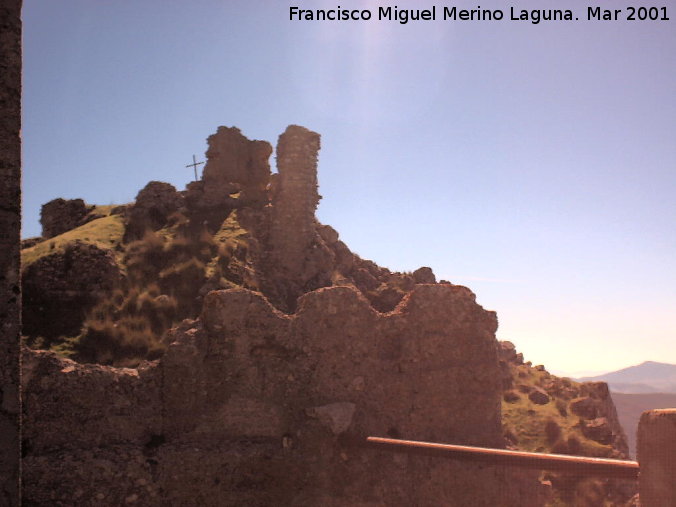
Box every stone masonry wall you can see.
[270,125,322,277]
[263,125,337,311]
[40,198,91,239]
[0,1,22,505]
[199,126,272,208]
[22,284,513,506]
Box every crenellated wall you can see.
[22,284,518,506]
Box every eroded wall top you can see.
[23,284,510,506]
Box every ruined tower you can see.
[201,126,272,207]
[269,125,322,278]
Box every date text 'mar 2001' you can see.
[588,6,669,20]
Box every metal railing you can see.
[365,436,639,480]
[366,409,676,506]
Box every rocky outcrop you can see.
[40,198,92,238]
[579,417,613,444]
[575,382,629,457]
[124,181,184,241]
[21,237,43,249]
[21,242,122,342]
[498,340,635,504]
[22,284,522,505]
[412,266,436,284]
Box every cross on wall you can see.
[186,154,205,181]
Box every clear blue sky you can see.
[23,1,675,375]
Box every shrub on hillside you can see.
[544,419,561,444]
[125,230,167,284]
[164,229,217,263]
[73,284,179,366]
[75,314,164,366]
[159,258,206,316]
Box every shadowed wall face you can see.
[22,284,515,505]
[638,409,676,506]
[0,1,22,505]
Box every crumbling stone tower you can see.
[269,125,322,279]
[200,126,272,208]
[40,198,91,239]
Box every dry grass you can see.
[21,214,125,267]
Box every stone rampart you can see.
[40,198,91,239]
[22,284,510,506]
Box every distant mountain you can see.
[611,392,676,458]
[577,361,676,394]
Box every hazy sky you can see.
[23,1,675,375]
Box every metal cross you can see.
[186,154,205,181]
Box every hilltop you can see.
[577,361,676,394]
[21,125,634,506]
[22,125,439,367]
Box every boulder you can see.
[412,266,436,284]
[504,390,520,403]
[570,396,599,419]
[499,341,518,362]
[580,417,613,445]
[528,387,550,405]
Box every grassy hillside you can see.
[22,211,125,268]
[22,202,249,365]
[500,345,635,506]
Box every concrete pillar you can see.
[638,408,676,506]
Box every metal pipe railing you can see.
[366,436,639,480]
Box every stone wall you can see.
[182,126,272,233]
[22,242,122,342]
[638,409,676,506]
[194,126,272,209]
[0,1,22,505]
[22,284,514,505]
[40,198,92,239]
[264,125,336,310]
[269,125,322,277]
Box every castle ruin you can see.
[19,125,550,505]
